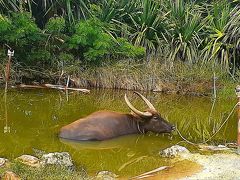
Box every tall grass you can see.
[67,59,230,95]
[0,162,88,180]
[166,0,203,63]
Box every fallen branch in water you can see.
[17,84,46,89]
[44,84,90,93]
[118,156,147,172]
[129,166,170,179]
[16,84,90,93]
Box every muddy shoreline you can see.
[0,77,215,97]
[2,146,240,179]
[1,60,228,97]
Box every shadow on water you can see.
[60,135,142,150]
[0,88,237,177]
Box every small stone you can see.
[153,84,163,92]
[218,145,226,148]
[160,145,190,158]
[3,171,21,180]
[40,152,73,167]
[16,155,40,167]
[0,158,8,167]
[96,171,118,180]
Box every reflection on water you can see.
[0,88,237,177]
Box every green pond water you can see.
[0,89,237,177]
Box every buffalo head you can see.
[124,92,175,134]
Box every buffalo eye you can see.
[153,116,158,120]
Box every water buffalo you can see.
[59,92,175,141]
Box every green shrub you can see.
[26,49,51,64]
[0,14,11,42]
[45,16,66,35]
[114,38,145,58]
[69,18,145,65]
[7,12,43,46]
[1,12,47,66]
[58,52,74,63]
[68,19,113,64]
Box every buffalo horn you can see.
[124,94,152,117]
[134,92,156,111]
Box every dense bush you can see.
[0,0,240,75]
[68,19,145,64]
[0,13,45,65]
[0,13,144,68]
[0,15,11,42]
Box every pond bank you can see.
[0,61,237,97]
[0,152,87,179]
[182,153,240,179]
[2,146,240,179]
[157,145,240,180]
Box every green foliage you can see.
[0,0,240,75]
[69,19,113,63]
[58,52,74,64]
[44,16,68,61]
[0,11,145,69]
[0,14,11,41]
[199,0,240,75]
[27,49,51,63]
[91,0,167,54]
[45,16,66,35]
[7,12,43,46]
[114,38,145,58]
[0,13,48,66]
[0,162,87,180]
[167,0,203,62]
[202,1,231,66]
[128,0,166,53]
[0,0,91,26]
[69,19,144,64]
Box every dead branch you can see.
[16,83,90,93]
[129,166,170,179]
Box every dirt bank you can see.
[180,152,240,179]
[1,61,231,96]
[152,145,240,180]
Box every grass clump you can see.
[0,162,88,180]
[0,56,237,97]
[69,59,236,96]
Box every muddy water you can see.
[0,89,237,177]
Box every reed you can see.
[70,59,231,95]
[0,56,237,97]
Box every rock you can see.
[96,171,118,180]
[40,152,73,168]
[153,83,163,92]
[16,155,40,167]
[0,158,8,167]
[160,145,190,158]
[3,171,21,180]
